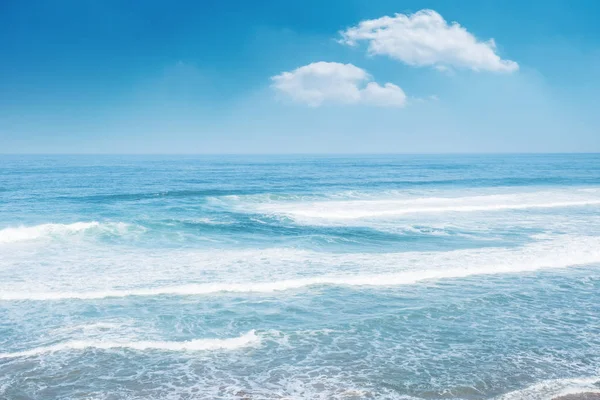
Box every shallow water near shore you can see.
[1,154,599,399]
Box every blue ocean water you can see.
[1,154,600,400]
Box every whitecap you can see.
[0,330,260,359]
[0,222,134,244]
[495,377,600,400]
[3,235,600,301]
[228,189,600,223]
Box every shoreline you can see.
[553,393,600,400]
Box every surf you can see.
[494,377,600,400]
[3,235,599,301]
[0,331,260,359]
[233,188,600,222]
[0,221,134,244]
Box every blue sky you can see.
[1,0,599,153]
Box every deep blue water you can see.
[1,154,600,399]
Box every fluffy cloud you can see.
[339,9,518,73]
[271,62,406,107]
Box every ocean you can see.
[0,154,599,399]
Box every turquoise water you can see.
[1,154,600,399]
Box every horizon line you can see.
[1,152,600,156]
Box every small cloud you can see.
[412,94,440,104]
[339,9,518,73]
[361,82,407,107]
[271,61,407,107]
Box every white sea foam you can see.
[495,377,600,400]
[259,199,600,221]
[2,235,599,301]
[0,222,133,244]
[239,189,600,222]
[0,331,259,359]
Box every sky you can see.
[1,0,599,154]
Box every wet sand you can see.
[553,393,600,400]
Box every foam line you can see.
[494,377,600,400]
[259,199,600,220]
[0,222,130,244]
[3,236,600,301]
[0,331,259,359]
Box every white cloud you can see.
[340,9,518,73]
[361,82,407,107]
[271,61,406,107]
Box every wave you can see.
[0,331,259,359]
[236,189,600,222]
[3,235,600,301]
[256,199,600,221]
[65,189,263,203]
[0,222,132,244]
[495,377,600,400]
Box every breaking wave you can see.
[3,235,600,301]
[0,331,260,359]
[236,189,600,222]
[495,377,600,400]
[0,222,133,244]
